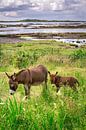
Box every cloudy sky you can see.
[0,0,86,21]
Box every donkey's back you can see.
[30,65,48,85]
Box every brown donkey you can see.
[5,65,48,98]
[48,71,79,92]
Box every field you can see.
[0,40,86,130]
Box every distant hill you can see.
[0,19,86,22]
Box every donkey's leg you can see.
[45,73,48,89]
[24,84,31,98]
[45,79,48,89]
[56,85,60,93]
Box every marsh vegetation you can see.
[0,40,86,130]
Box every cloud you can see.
[0,0,86,20]
[29,0,65,11]
[0,4,30,12]
[0,0,84,12]
[5,11,17,17]
[0,0,27,7]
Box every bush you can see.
[16,51,39,69]
[70,49,86,61]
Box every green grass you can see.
[0,40,86,130]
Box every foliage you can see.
[0,41,86,129]
[70,49,86,60]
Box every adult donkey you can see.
[5,65,48,98]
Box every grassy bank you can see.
[0,40,86,130]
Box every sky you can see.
[0,0,86,21]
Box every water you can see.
[55,38,86,46]
[0,27,86,35]
[0,21,86,35]
[20,36,86,46]
[0,21,86,45]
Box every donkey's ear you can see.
[48,71,51,74]
[55,72,58,75]
[12,73,16,81]
[14,73,16,76]
[5,72,11,79]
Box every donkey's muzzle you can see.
[9,89,15,95]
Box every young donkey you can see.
[5,65,48,98]
[48,71,79,92]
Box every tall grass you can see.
[0,82,86,130]
[0,97,23,130]
[0,41,86,129]
[69,49,86,68]
[70,49,86,60]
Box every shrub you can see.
[16,51,39,69]
[70,49,86,61]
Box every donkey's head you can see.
[48,71,58,84]
[5,72,18,95]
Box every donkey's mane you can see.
[16,69,26,76]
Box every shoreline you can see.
[0,32,86,38]
[0,32,86,44]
